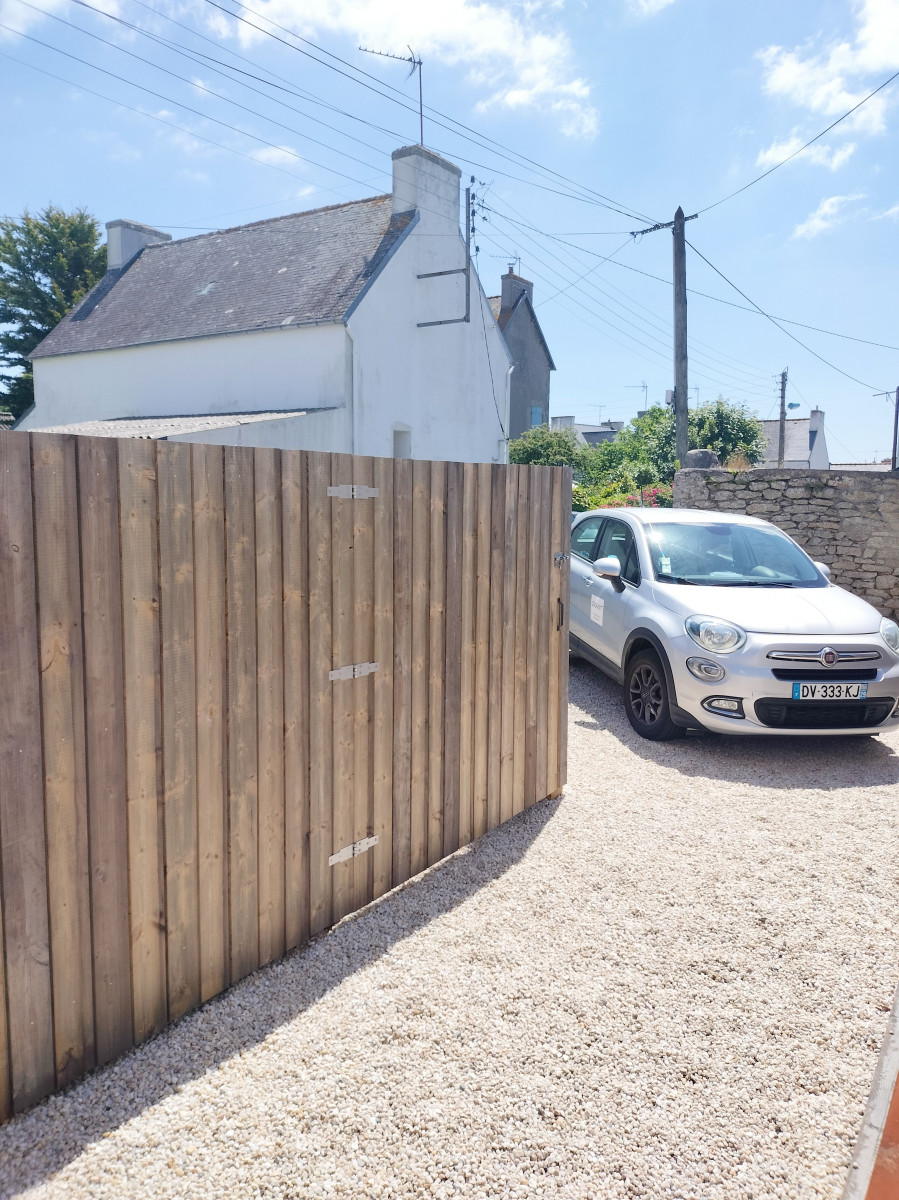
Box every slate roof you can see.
[760,418,813,463]
[26,410,317,438]
[32,196,414,359]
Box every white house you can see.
[21,146,512,463]
[758,409,830,469]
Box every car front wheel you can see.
[623,650,685,741]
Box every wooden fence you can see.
[0,431,570,1120]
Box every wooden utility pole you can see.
[672,207,689,466]
[777,368,788,467]
[892,386,899,471]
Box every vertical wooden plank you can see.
[306,452,332,936]
[472,462,492,841]
[372,457,394,899]
[427,461,446,867]
[512,466,529,817]
[118,437,166,1044]
[224,445,259,983]
[351,456,375,911]
[157,440,200,1023]
[535,468,552,805]
[524,465,541,811]
[0,880,9,1123]
[442,461,463,859]
[79,437,131,1064]
[457,462,477,850]
[547,468,564,798]
[330,453,355,922]
[31,433,94,1088]
[559,468,572,789]
[499,465,518,826]
[409,459,430,875]
[191,443,229,1000]
[282,449,310,951]
[255,448,285,967]
[0,433,54,1112]
[486,465,505,833]
[392,459,413,886]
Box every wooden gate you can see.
[0,431,571,1120]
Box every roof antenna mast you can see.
[359,45,424,145]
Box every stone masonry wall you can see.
[673,468,899,622]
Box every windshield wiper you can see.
[655,573,697,585]
[709,580,797,587]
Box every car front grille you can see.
[770,668,878,682]
[754,698,895,729]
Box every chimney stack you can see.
[391,145,461,225]
[106,219,172,271]
[501,269,533,312]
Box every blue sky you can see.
[2,0,898,461]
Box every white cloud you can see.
[83,129,142,162]
[211,0,598,138]
[755,134,856,171]
[793,192,865,238]
[0,0,120,37]
[251,143,303,167]
[872,202,899,220]
[758,0,899,140]
[628,0,676,14]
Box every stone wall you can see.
[673,468,899,621]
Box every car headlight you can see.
[685,615,747,655]
[881,617,899,652]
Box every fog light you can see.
[687,657,726,682]
[701,696,745,718]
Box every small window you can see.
[530,406,543,428]
[571,516,603,561]
[393,429,411,459]
[595,518,641,586]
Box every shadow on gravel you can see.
[570,657,899,790]
[0,796,561,1196]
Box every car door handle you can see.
[583,576,593,587]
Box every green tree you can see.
[0,206,106,419]
[508,423,587,469]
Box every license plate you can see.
[791,682,868,700]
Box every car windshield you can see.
[645,521,826,587]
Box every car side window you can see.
[595,519,641,586]
[571,516,603,561]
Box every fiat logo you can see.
[820,647,839,666]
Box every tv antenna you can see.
[626,382,648,408]
[359,46,423,145]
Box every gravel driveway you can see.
[3,661,898,1200]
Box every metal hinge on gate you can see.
[554,552,570,565]
[327,484,379,499]
[328,661,379,682]
[329,835,379,866]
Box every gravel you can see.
[3,660,898,1200]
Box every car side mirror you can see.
[594,555,625,592]
[813,561,832,579]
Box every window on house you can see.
[393,429,411,459]
[530,406,543,428]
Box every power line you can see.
[686,237,886,392]
[698,66,899,215]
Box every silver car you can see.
[569,507,899,739]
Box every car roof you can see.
[575,507,773,528]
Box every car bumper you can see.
[668,631,899,736]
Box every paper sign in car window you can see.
[660,556,671,575]
[590,595,604,625]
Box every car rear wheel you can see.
[623,650,685,741]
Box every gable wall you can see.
[501,303,552,442]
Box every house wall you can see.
[674,467,899,621]
[503,305,552,441]
[347,208,511,464]
[26,323,349,428]
[172,406,352,452]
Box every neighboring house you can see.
[829,459,893,472]
[551,415,624,446]
[20,145,512,464]
[758,409,830,469]
[489,270,555,440]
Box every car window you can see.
[645,521,825,587]
[571,516,603,561]
[595,518,641,586]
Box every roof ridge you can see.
[147,193,392,249]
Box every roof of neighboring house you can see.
[760,417,815,463]
[25,410,320,438]
[32,196,416,359]
[487,291,555,369]
[830,461,894,472]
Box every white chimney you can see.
[106,219,172,270]
[391,145,461,225]
[500,269,533,312]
